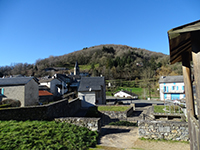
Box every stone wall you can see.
[99,105,133,119]
[55,117,101,132]
[0,98,81,121]
[98,105,134,125]
[138,120,189,141]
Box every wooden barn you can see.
[168,19,200,150]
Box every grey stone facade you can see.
[1,77,39,107]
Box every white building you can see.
[39,78,66,97]
[114,90,138,99]
[159,76,185,101]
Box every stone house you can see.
[0,77,39,107]
[78,77,106,107]
[159,76,185,100]
[114,90,138,99]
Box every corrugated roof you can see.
[39,90,53,96]
[159,76,184,83]
[0,77,39,86]
[168,20,200,64]
[78,77,105,92]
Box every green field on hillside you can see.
[106,86,143,98]
[79,64,99,71]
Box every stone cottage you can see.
[0,77,39,107]
[78,77,106,107]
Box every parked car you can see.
[173,100,181,105]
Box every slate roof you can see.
[39,78,55,83]
[78,77,105,92]
[159,76,184,83]
[0,77,39,86]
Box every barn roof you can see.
[168,19,200,64]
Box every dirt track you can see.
[98,125,190,150]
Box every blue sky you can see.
[0,0,199,66]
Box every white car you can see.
[173,100,181,105]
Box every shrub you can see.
[0,99,21,107]
[0,120,99,149]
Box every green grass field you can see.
[79,64,99,70]
[106,86,143,98]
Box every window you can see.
[182,86,185,91]
[176,86,179,90]
[172,86,175,90]
[0,88,4,94]
[163,86,166,92]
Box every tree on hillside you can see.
[141,66,155,99]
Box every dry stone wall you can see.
[0,98,81,121]
[98,105,134,125]
[138,120,189,141]
[55,117,101,132]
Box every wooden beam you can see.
[192,51,200,119]
[182,51,195,150]
[182,52,195,116]
[191,30,200,149]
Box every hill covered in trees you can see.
[0,44,182,79]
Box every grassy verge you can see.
[98,105,129,112]
[0,120,98,149]
[154,105,183,113]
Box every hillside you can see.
[36,44,167,67]
[0,44,182,79]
